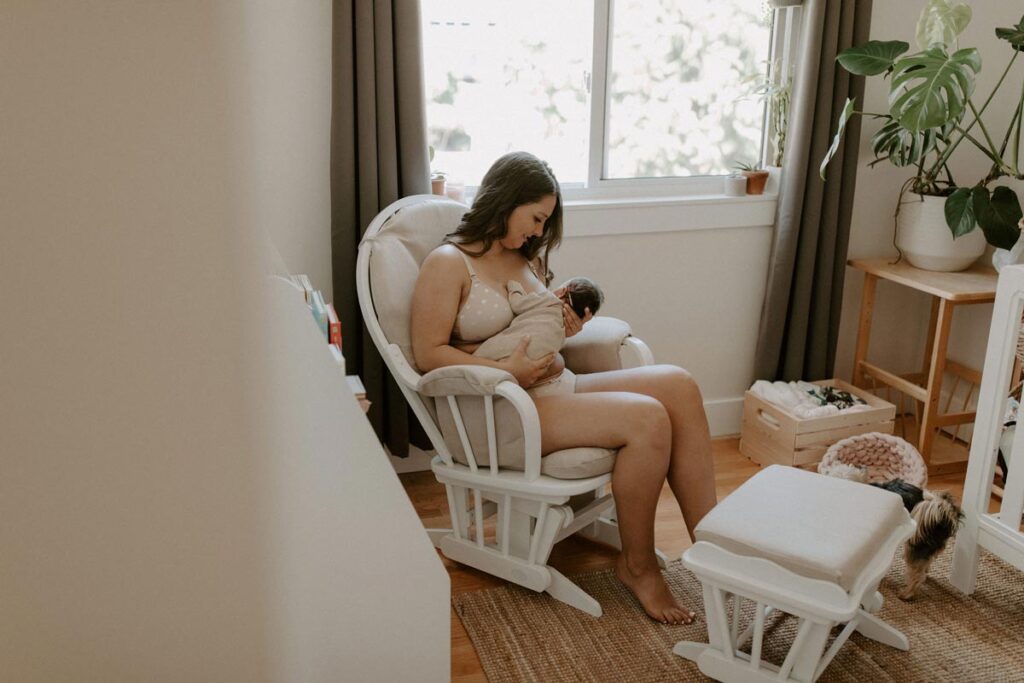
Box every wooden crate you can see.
[739,379,896,468]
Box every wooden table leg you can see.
[852,274,877,389]
[912,296,941,430]
[921,296,940,376]
[919,298,954,464]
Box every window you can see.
[422,1,784,196]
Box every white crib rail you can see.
[951,265,1024,593]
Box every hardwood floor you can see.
[399,436,983,683]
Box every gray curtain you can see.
[753,0,872,381]
[332,0,430,456]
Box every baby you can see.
[474,277,603,362]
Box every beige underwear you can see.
[525,369,578,399]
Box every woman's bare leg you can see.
[534,392,694,624]
[577,365,717,539]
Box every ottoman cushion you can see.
[695,465,909,592]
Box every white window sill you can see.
[562,192,778,238]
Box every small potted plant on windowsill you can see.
[743,59,792,191]
[820,1,1024,272]
[428,145,447,196]
[734,161,770,195]
[430,171,447,196]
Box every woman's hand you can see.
[503,337,555,388]
[561,300,593,338]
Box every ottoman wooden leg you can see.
[855,609,909,650]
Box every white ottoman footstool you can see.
[674,465,914,683]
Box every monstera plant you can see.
[821,0,1024,251]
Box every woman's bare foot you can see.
[615,553,695,625]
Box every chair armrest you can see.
[417,364,517,397]
[562,316,644,373]
[418,365,545,481]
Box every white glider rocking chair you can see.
[356,194,662,617]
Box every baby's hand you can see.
[562,302,592,338]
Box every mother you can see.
[411,152,716,625]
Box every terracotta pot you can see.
[742,170,770,195]
[430,175,446,196]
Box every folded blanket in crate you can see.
[750,380,872,419]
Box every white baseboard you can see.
[386,444,435,473]
[705,396,744,438]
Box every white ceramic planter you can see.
[895,193,986,272]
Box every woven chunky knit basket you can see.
[818,432,927,488]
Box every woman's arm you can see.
[452,340,482,354]
[411,248,553,385]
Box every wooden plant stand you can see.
[849,259,997,474]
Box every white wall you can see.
[554,200,776,436]
[1,2,448,680]
[835,0,1024,386]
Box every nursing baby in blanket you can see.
[473,276,603,362]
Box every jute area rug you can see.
[453,550,1024,682]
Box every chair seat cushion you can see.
[542,447,617,479]
[694,465,909,591]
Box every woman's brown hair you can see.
[445,151,562,285]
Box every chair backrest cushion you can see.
[362,197,528,470]
[365,197,468,370]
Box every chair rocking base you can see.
[437,529,604,616]
[426,483,674,617]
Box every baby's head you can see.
[558,277,603,318]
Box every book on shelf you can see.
[328,341,346,375]
[346,374,371,414]
[296,274,314,304]
[326,303,342,346]
[286,273,363,409]
[310,290,329,339]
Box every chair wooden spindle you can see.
[730,593,741,645]
[447,396,478,472]
[444,483,463,541]
[473,489,484,547]
[484,396,498,475]
[527,504,549,565]
[710,588,734,659]
[749,601,765,670]
[778,618,813,679]
[499,494,511,557]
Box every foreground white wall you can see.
[1,2,447,680]
[237,0,333,294]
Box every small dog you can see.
[820,466,964,600]
[870,479,964,600]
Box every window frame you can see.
[453,0,802,202]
